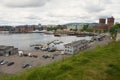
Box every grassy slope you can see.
[0,41,120,80]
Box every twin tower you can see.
[99,16,114,26]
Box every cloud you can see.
[26,16,40,20]
[82,0,105,13]
[1,0,50,8]
[0,0,120,25]
[84,5,104,13]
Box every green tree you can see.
[86,29,94,32]
[83,24,88,30]
[80,24,94,32]
[57,25,64,30]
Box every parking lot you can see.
[0,50,70,74]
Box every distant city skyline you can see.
[0,0,120,25]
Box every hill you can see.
[0,41,120,80]
[64,22,98,27]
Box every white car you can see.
[18,51,24,56]
[1,60,8,65]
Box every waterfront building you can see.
[0,45,18,56]
[0,26,13,31]
[15,25,36,33]
[64,40,88,54]
[66,24,83,31]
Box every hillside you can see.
[64,22,98,26]
[0,41,120,80]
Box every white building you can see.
[67,24,83,30]
[64,40,89,54]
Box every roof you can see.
[0,46,8,50]
[64,40,87,47]
[0,45,13,50]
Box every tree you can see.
[57,25,64,30]
[86,29,94,32]
[81,24,94,32]
[83,24,89,31]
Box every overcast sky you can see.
[0,0,120,25]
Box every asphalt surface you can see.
[0,51,70,74]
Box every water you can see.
[0,33,92,50]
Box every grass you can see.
[0,41,120,80]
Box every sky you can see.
[0,0,120,25]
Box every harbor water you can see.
[0,33,92,50]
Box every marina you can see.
[0,35,110,74]
[0,32,110,74]
[0,33,92,50]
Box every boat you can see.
[44,31,54,34]
[34,46,42,50]
[76,34,86,37]
[30,44,43,50]
[32,30,47,33]
[54,33,61,37]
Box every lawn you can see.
[0,41,120,80]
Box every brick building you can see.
[15,25,35,33]
[99,18,106,24]
[107,17,114,26]
[93,16,115,31]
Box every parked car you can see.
[23,54,28,57]
[32,55,38,58]
[1,60,8,65]
[42,54,51,59]
[22,61,33,68]
[42,54,49,59]
[22,64,29,68]
[18,51,24,57]
[28,53,32,57]
[7,62,14,66]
